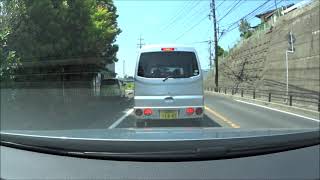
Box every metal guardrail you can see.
[206,87,320,112]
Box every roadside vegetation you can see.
[125,82,134,90]
[0,0,121,81]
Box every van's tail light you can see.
[186,108,194,115]
[144,108,153,116]
[135,109,143,116]
[195,107,203,115]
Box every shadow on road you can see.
[1,88,133,130]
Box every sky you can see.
[113,0,300,77]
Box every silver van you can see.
[134,45,204,121]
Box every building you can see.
[255,4,294,23]
[281,0,312,15]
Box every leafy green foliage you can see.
[217,45,225,57]
[0,29,21,81]
[239,19,252,39]
[2,0,121,65]
[125,82,134,90]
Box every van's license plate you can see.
[160,111,178,119]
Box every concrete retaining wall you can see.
[205,1,319,97]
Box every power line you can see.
[217,0,244,23]
[175,15,209,41]
[188,40,211,44]
[160,1,198,32]
[219,0,285,40]
[239,1,271,20]
[216,0,227,9]
[164,0,204,32]
[220,0,271,36]
[178,1,209,29]
[161,1,194,28]
[227,0,271,26]
[202,25,212,40]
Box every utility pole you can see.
[211,0,219,91]
[193,40,213,69]
[285,31,295,103]
[208,40,213,69]
[137,35,145,49]
[123,60,126,78]
[274,0,279,16]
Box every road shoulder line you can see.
[236,100,320,122]
[108,109,134,129]
[205,91,319,114]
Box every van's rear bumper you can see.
[133,106,204,119]
[134,95,203,106]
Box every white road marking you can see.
[108,108,134,129]
[205,91,319,113]
[235,100,320,122]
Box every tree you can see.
[239,19,252,39]
[217,45,224,57]
[2,0,121,65]
[0,29,20,81]
[1,1,21,81]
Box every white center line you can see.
[108,108,134,129]
[235,100,320,122]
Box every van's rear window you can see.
[137,52,199,78]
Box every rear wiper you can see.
[163,75,173,82]
[163,75,190,81]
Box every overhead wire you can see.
[219,0,272,38]
[185,0,288,44]
[175,15,209,41]
[217,0,227,9]
[217,0,244,23]
[221,0,271,29]
[160,0,196,32]
[219,0,287,40]
[178,1,210,29]
[177,0,241,44]
[161,0,201,32]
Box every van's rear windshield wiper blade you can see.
[163,75,188,82]
[163,75,173,82]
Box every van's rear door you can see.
[135,51,203,107]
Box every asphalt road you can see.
[1,89,319,130]
[204,93,319,129]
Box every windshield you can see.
[1,0,319,159]
[137,52,199,78]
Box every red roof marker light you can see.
[161,48,175,51]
